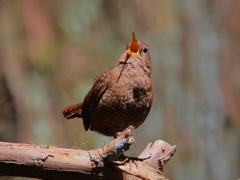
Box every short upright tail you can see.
[62,102,83,119]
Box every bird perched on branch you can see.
[63,32,153,137]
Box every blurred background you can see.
[0,0,240,180]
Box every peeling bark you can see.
[0,126,176,180]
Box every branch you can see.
[0,126,176,180]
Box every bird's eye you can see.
[143,48,148,53]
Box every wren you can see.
[63,32,153,137]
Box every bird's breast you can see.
[100,65,152,109]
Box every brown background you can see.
[0,1,239,180]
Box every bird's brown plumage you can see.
[63,32,153,137]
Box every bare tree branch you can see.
[0,126,176,180]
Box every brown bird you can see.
[63,32,153,137]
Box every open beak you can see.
[127,32,139,55]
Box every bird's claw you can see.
[113,153,150,170]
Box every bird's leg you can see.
[115,125,135,138]
[115,127,136,148]
[113,126,151,167]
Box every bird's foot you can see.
[115,126,135,137]
[113,153,151,169]
[115,126,136,147]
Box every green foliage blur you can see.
[0,1,239,180]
